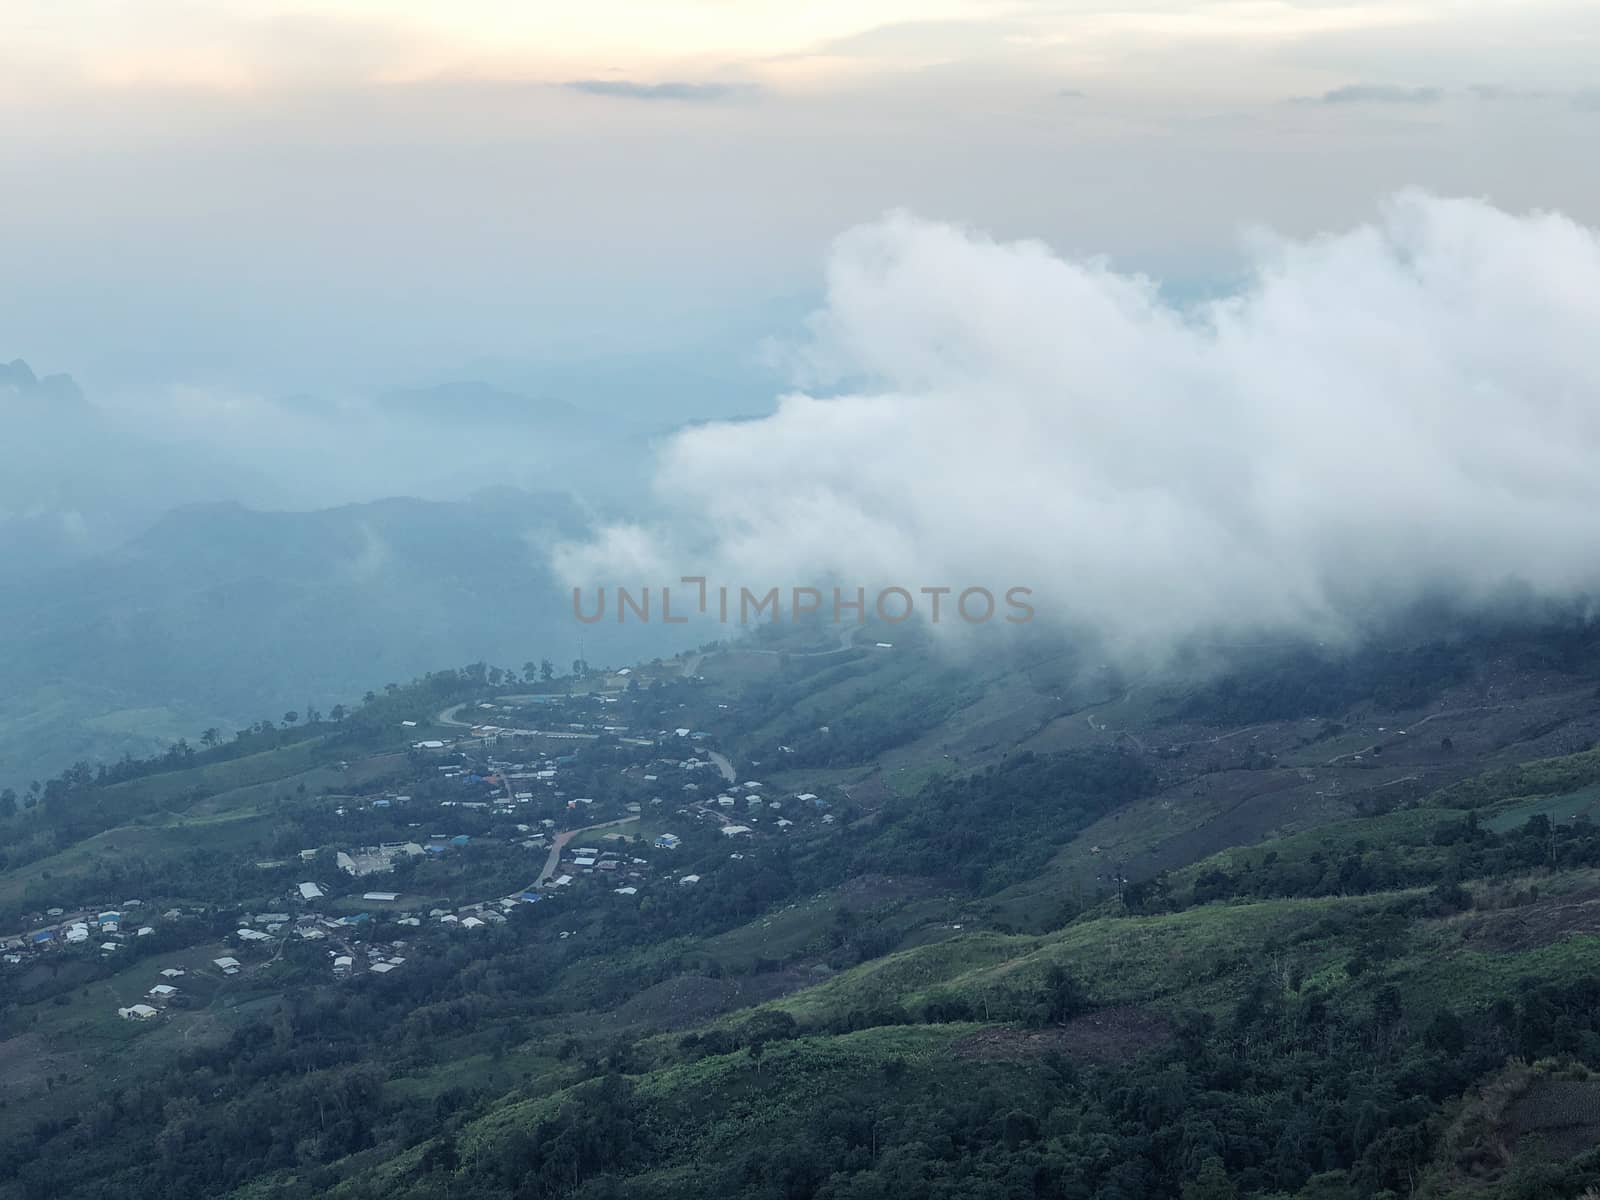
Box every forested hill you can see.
[7,620,1600,1198]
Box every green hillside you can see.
[7,624,1600,1198]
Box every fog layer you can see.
[558,191,1600,655]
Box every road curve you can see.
[532,816,641,889]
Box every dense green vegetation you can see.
[8,621,1600,1199]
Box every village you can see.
[0,674,845,1026]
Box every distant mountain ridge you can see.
[375,380,592,429]
[0,489,678,789]
[1,357,86,410]
[0,358,283,571]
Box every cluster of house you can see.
[228,909,415,981]
[547,835,652,893]
[332,943,407,977]
[213,904,413,953]
[3,900,175,965]
[433,900,515,930]
[117,963,192,1019]
[680,782,831,835]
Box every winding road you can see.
[531,816,640,889]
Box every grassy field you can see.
[0,813,275,910]
[1485,782,1600,832]
[95,737,334,808]
[0,747,410,914]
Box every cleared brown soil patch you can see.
[0,1033,85,1098]
[843,775,896,806]
[1507,1079,1600,1159]
[953,1006,1173,1066]
[1460,889,1600,952]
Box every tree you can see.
[1181,1157,1237,1200]
[1296,1173,1358,1200]
[524,661,538,684]
[1037,963,1090,1025]
[420,1135,459,1174]
[330,704,347,723]
[200,728,220,749]
[541,659,555,682]
[0,788,15,818]
[1424,1009,1466,1055]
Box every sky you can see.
[4,1,1600,404]
[5,1,1600,767]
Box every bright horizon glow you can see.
[3,0,1599,399]
[6,1,1588,95]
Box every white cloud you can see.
[557,192,1600,658]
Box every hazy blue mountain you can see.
[0,489,682,789]
[375,380,592,430]
[0,359,284,571]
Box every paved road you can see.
[8,908,93,945]
[531,816,641,889]
[436,702,602,742]
[436,703,473,728]
[746,624,861,658]
[436,695,552,728]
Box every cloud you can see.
[1056,88,1087,99]
[562,79,759,102]
[1300,84,1443,105]
[556,192,1600,662]
[1466,84,1548,102]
